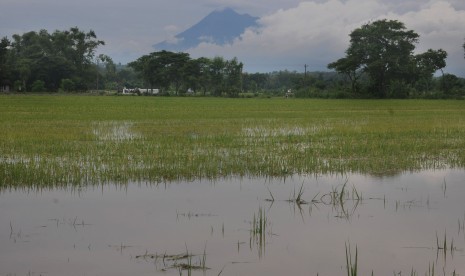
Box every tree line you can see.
[128,51,244,97]
[0,27,104,92]
[1,20,464,98]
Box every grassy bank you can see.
[1,95,464,188]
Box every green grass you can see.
[250,207,269,258]
[345,242,358,276]
[1,95,465,188]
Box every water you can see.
[1,170,464,275]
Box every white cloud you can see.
[387,1,465,74]
[1,0,464,74]
[162,25,184,45]
[189,0,465,75]
[202,0,302,16]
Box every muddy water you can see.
[1,170,464,276]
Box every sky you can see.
[1,0,465,75]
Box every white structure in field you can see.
[0,85,10,92]
[122,87,159,95]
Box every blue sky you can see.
[1,0,465,75]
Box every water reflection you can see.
[0,170,464,275]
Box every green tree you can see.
[414,49,447,93]
[328,56,363,94]
[330,19,420,98]
[441,74,463,95]
[96,54,116,90]
[164,51,190,94]
[209,56,226,96]
[10,32,38,90]
[129,51,190,94]
[224,57,243,97]
[64,28,105,76]
[60,78,75,92]
[181,58,203,94]
[31,80,46,92]
[243,73,269,93]
[116,67,140,89]
[7,27,104,91]
[128,54,157,89]
[0,37,11,90]
[194,57,212,95]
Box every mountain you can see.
[154,8,259,51]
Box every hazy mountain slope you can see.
[154,8,258,51]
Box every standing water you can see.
[1,170,464,275]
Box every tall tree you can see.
[224,57,243,97]
[163,51,190,94]
[181,58,203,93]
[209,56,226,96]
[0,37,11,89]
[194,57,211,95]
[7,27,104,91]
[414,49,447,92]
[65,28,105,74]
[243,73,269,93]
[97,54,117,89]
[327,55,363,94]
[329,19,420,97]
[128,51,190,93]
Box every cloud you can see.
[162,25,184,45]
[388,1,465,74]
[202,0,302,16]
[188,0,465,75]
[2,0,464,75]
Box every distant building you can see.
[285,89,294,98]
[122,87,159,95]
[0,84,10,93]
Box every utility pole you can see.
[304,64,308,88]
[96,58,99,91]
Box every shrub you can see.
[31,80,46,92]
[60,79,75,92]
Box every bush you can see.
[14,80,23,92]
[60,79,75,92]
[387,80,412,99]
[31,80,46,92]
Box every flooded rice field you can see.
[1,170,464,276]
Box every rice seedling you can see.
[345,242,358,276]
[427,262,435,276]
[286,182,307,205]
[249,207,270,258]
[108,243,133,254]
[265,186,275,202]
[435,230,459,261]
[136,244,209,273]
[459,213,465,235]
[176,211,216,219]
[320,180,362,220]
[9,221,22,243]
[1,96,465,188]
[442,178,447,198]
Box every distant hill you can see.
[154,8,259,51]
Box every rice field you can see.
[1,95,465,275]
[1,95,465,189]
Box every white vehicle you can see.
[122,87,159,95]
